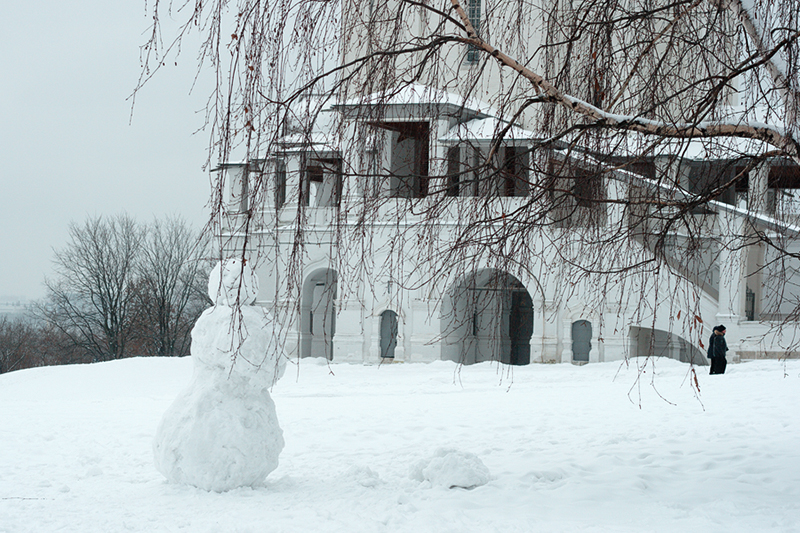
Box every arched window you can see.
[380,310,398,359]
[572,320,592,363]
[300,269,337,360]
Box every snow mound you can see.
[153,371,284,492]
[410,449,490,489]
[345,465,383,487]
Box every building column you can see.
[257,158,277,228]
[745,162,769,320]
[215,162,251,254]
[601,333,626,362]
[669,334,682,362]
[535,300,560,363]
[340,121,362,207]
[332,299,366,363]
[278,150,303,224]
[223,163,249,215]
[378,130,394,197]
[364,314,380,361]
[427,118,450,197]
[409,297,440,362]
[716,208,746,362]
[589,327,601,363]
[606,173,627,231]
[561,317,573,363]
[749,162,770,214]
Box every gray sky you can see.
[0,1,214,301]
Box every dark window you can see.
[446,146,461,197]
[502,147,530,197]
[275,161,286,210]
[572,168,603,207]
[769,164,800,215]
[626,160,656,180]
[373,121,430,198]
[687,161,735,204]
[769,164,800,189]
[547,158,606,226]
[733,166,750,193]
[302,156,343,207]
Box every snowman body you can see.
[153,259,286,492]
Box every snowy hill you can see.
[1,357,799,532]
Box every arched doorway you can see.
[509,290,534,365]
[379,310,398,359]
[441,269,534,365]
[300,269,337,359]
[572,320,592,363]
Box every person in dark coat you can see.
[707,325,729,374]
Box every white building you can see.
[213,1,800,366]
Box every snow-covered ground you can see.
[1,356,798,532]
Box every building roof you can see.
[333,83,496,122]
[277,131,338,153]
[439,117,537,144]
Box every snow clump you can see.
[153,259,287,492]
[410,449,491,489]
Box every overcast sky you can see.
[0,1,215,301]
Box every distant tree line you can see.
[0,215,211,374]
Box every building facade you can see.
[214,0,800,365]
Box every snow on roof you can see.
[668,104,784,159]
[439,117,537,144]
[210,160,249,172]
[621,133,772,160]
[277,131,338,152]
[334,83,497,120]
[548,94,782,160]
[551,126,772,161]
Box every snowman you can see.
[153,258,287,492]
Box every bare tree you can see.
[9,216,208,372]
[135,217,211,358]
[0,316,33,374]
[0,315,93,373]
[139,0,800,366]
[36,214,144,362]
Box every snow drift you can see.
[2,349,799,531]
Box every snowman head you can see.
[208,258,259,306]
